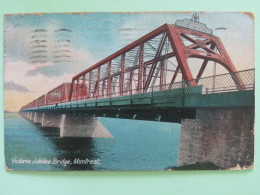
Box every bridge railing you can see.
[96,68,255,99]
[194,68,254,94]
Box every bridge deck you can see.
[24,88,254,112]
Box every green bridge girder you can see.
[22,86,254,122]
[24,86,254,112]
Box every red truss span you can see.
[69,23,243,101]
[21,23,244,109]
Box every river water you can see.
[4,113,180,171]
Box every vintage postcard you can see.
[4,12,254,171]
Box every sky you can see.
[4,12,254,112]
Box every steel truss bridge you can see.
[20,23,255,123]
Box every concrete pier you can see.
[33,112,43,124]
[41,113,63,128]
[60,115,112,138]
[178,108,254,169]
[28,112,35,121]
[24,112,29,119]
[21,112,112,138]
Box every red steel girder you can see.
[172,26,244,88]
[37,94,46,107]
[98,52,175,83]
[160,60,165,90]
[137,43,144,93]
[89,71,92,98]
[196,43,216,82]
[120,53,125,96]
[144,33,167,91]
[107,61,112,96]
[46,83,71,105]
[168,66,180,89]
[129,70,133,95]
[94,66,101,97]
[166,25,196,86]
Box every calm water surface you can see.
[5,113,180,171]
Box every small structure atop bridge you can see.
[175,13,213,34]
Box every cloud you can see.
[4,59,75,95]
[117,13,191,48]
[25,48,96,77]
[4,81,33,92]
[4,18,97,78]
[4,21,31,62]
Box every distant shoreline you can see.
[4,111,18,113]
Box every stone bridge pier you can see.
[178,107,254,169]
[21,112,112,138]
